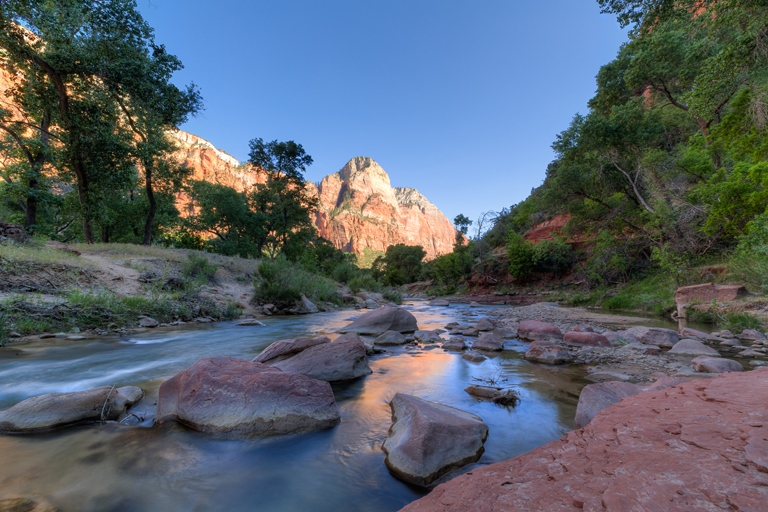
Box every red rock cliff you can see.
[313,157,457,260]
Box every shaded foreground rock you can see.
[383,393,488,487]
[0,386,144,433]
[260,333,372,382]
[338,306,417,335]
[401,369,768,512]
[157,357,340,435]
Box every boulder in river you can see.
[461,351,486,363]
[157,357,340,435]
[691,356,743,373]
[474,318,496,332]
[264,333,372,382]
[400,369,768,512]
[382,393,489,487]
[624,326,679,348]
[669,338,720,356]
[517,320,562,342]
[0,386,144,433]
[254,336,330,364]
[374,330,407,346]
[524,340,572,365]
[415,330,444,344]
[442,337,466,351]
[472,332,504,351]
[464,385,520,406]
[338,306,417,335]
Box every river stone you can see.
[138,316,159,328]
[442,337,466,351]
[254,336,331,364]
[157,357,339,435]
[461,351,486,363]
[574,377,686,429]
[268,333,372,382]
[492,327,515,339]
[563,331,611,347]
[624,327,678,348]
[474,318,495,332]
[739,329,767,342]
[461,328,480,337]
[338,306,417,335]
[382,393,489,487]
[430,299,450,307]
[621,343,661,356]
[464,385,520,406]
[415,330,443,344]
[572,324,595,333]
[472,332,504,351]
[680,327,713,341]
[364,298,381,310]
[668,338,720,356]
[0,386,144,433]
[524,340,572,365]
[691,356,744,373]
[237,319,266,327]
[517,320,562,342]
[374,330,407,346]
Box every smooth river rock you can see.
[516,320,562,342]
[382,393,489,487]
[574,377,687,429]
[374,330,407,346]
[338,306,418,335]
[624,326,679,348]
[401,369,768,512]
[563,331,610,347]
[691,355,744,373]
[472,332,504,351]
[266,333,372,382]
[524,340,572,365]
[254,336,330,364]
[0,386,144,433]
[669,338,720,356]
[157,357,340,435]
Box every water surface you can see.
[0,303,587,512]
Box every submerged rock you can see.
[461,351,486,363]
[401,369,768,512]
[382,393,488,487]
[0,386,144,433]
[464,385,520,406]
[338,306,417,335]
[157,357,340,435]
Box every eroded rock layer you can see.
[401,368,768,512]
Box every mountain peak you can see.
[339,156,390,186]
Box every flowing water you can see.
[0,303,588,512]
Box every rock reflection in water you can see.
[0,305,588,512]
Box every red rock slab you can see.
[517,320,562,342]
[675,283,747,305]
[400,369,768,512]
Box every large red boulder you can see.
[563,331,611,347]
[401,369,768,512]
[157,357,340,435]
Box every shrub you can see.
[372,244,426,286]
[348,274,381,294]
[721,312,764,333]
[253,257,339,306]
[506,231,535,281]
[729,213,768,293]
[182,253,218,283]
[382,288,403,304]
[531,238,575,275]
[331,262,359,284]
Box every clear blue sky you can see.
[137,1,627,233]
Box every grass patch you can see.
[182,253,218,283]
[0,240,90,267]
[720,312,765,333]
[562,272,676,315]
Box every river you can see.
[0,302,588,512]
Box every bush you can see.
[331,262,359,284]
[182,253,218,282]
[372,244,426,286]
[531,238,575,275]
[382,288,403,304]
[729,213,768,293]
[348,274,381,294]
[721,312,765,333]
[253,257,340,306]
[506,231,535,281]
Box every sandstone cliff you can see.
[401,368,768,511]
[313,157,456,260]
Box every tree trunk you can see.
[142,162,155,245]
[101,225,109,243]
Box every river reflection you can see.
[0,303,587,512]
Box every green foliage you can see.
[728,213,768,293]
[650,243,692,287]
[721,313,764,333]
[382,289,403,305]
[182,254,218,283]
[253,257,339,307]
[531,238,576,275]
[506,231,535,281]
[348,274,381,294]
[372,244,426,286]
[598,272,676,315]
